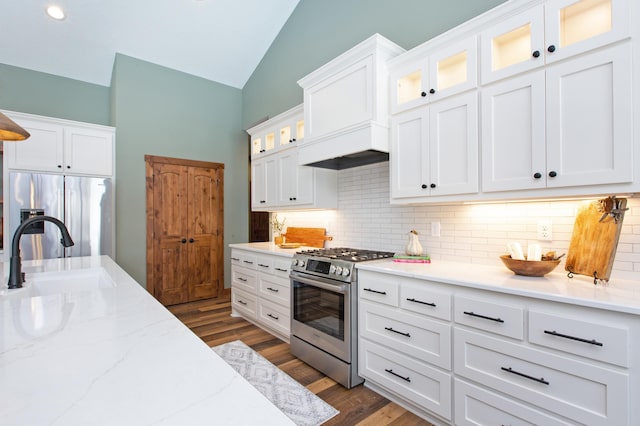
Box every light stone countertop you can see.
[0,255,294,426]
[357,259,640,315]
[229,241,317,256]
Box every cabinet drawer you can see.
[400,280,452,321]
[360,300,451,370]
[359,272,399,307]
[256,255,275,274]
[454,379,574,426]
[455,295,523,339]
[258,298,290,336]
[258,274,290,307]
[273,257,292,279]
[231,266,257,293]
[454,328,628,426]
[529,310,629,367]
[232,288,257,319]
[230,250,258,269]
[359,338,452,421]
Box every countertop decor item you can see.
[500,254,561,277]
[565,196,628,283]
[278,243,301,249]
[270,213,286,245]
[281,227,333,248]
[405,229,424,256]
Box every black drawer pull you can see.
[231,257,240,261]
[243,260,254,264]
[275,267,288,272]
[385,327,411,337]
[237,300,247,306]
[237,277,247,282]
[406,297,436,307]
[258,263,270,268]
[544,330,603,347]
[364,288,387,295]
[463,311,504,323]
[385,368,411,382]
[267,313,279,320]
[501,367,549,385]
[266,287,279,293]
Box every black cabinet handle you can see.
[430,183,436,188]
[501,367,549,385]
[385,326,411,337]
[275,267,288,272]
[189,238,195,243]
[544,330,603,346]
[237,277,247,282]
[547,45,556,53]
[66,165,71,169]
[406,297,436,307]
[266,287,279,293]
[429,88,435,94]
[258,263,270,269]
[57,165,62,168]
[231,257,240,261]
[421,91,427,97]
[243,260,254,265]
[385,368,411,382]
[181,238,187,244]
[463,311,504,323]
[260,200,266,204]
[267,313,279,320]
[237,300,247,305]
[532,50,540,58]
[548,171,557,178]
[292,138,296,142]
[363,288,387,295]
[533,172,542,179]
[421,184,427,189]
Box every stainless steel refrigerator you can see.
[8,172,113,261]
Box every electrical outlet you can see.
[431,221,441,237]
[537,220,553,241]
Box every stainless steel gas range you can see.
[289,247,394,388]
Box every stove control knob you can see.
[329,265,337,274]
[298,260,306,268]
[342,268,351,277]
[335,266,343,275]
[292,259,298,266]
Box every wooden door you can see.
[146,155,224,306]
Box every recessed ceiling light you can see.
[46,5,65,20]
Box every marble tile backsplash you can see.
[274,162,640,282]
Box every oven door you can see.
[290,271,351,362]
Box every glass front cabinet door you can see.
[390,37,477,114]
[482,0,629,84]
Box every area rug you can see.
[212,340,339,426]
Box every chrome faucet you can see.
[7,215,74,289]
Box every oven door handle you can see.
[289,271,349,294]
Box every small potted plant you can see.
[270,213,286,245]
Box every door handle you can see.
[181,238,187,244]
[189,238,195,243]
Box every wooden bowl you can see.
[499,254,561,277]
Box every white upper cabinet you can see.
[389,36,478,114]
[250,105,304,159]
[4,112,114,177]
[391,91,478,200]
[482,0,630,84]
[277,148,313,206]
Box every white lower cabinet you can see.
[357,269,638,425]
[230,248,292,342]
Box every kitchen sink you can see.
[1,267,117,298]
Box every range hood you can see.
[297,34,404,170]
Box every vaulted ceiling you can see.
[2,0,300,89]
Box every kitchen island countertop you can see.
[0,255,294,425]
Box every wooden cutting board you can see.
[282,227,332,248]
[565,197,627,282]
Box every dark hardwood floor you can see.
[168,297,433,426]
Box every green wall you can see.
[111,54,246,286]
[0,63,110,124]
[242,0,506,128]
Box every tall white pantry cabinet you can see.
[388,0,638,204]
